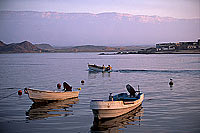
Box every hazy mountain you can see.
[35,44,54,50]
[0,11,199,46]
[0,40,154,53]
[66,45,117,52]
[0,41,6,47]
[0,41,42,53]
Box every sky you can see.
[0,0,199,19]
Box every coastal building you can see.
[156,39,200,51]
[177,41,199,50]
[156,43,176,51]
[198,39,200,45]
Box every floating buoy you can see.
[169,78,173,86]
[57,83,61,89]
[81,80,84,84]
[18,90,22,96]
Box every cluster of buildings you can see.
[156,39,200,52]
[102,39,200,55]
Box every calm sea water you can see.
[0,53,200,133]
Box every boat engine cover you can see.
[126,84,136,97]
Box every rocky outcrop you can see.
[35,44,54,50]
[0,41,6,47]
[0,41,42,53]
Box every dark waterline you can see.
[0,53,200,133]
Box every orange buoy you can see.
[18,90,22,96]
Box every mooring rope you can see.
[0,91,18,100]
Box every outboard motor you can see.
[126,84,136,97]
[63,82,72,91]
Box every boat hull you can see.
[88,64,111,72]
[27,89,79,103]
[90,93,144,119]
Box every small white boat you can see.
[88,64,112,72]
[90,85,144,119]
[26,88,79,103]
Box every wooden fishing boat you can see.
[88,64,112,72]
[90,85,144,119]
[26,88,79,103]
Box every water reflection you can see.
[90,105,144,132]
[88,71,111,79]
[170,85,173,90]
[26,98,79,120]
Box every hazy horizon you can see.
[0,0,199,19]
[0,0,199,46]
[1,10,200,19]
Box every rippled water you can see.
[0,53,200,133]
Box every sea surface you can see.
[0,53,200,133]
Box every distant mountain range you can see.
[0,40,152,53]
[0,41,42,53]
[35,44,54,50]
[0,11,199,46]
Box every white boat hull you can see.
[90,93,144,119]
[88,64,111,72]
[88,66,104,72]
[27,88,79,102]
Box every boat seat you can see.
[113,93,142,101]
[91,100,104,102]
[113,93,128,101]
[122,97,138,101]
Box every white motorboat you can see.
[25,88,79,103]
[90,84,144,119]
[88,64,112,72]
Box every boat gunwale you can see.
[28,88,79,93]
[91,93,144,103]
[88,64,104,69]
[90,93,144,110]
[27,88,79,103]
[91,101,142,111]
[88,64,112,72]
[30,96,79,103]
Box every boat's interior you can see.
[89,64,104,69]
[113,93,142,101]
